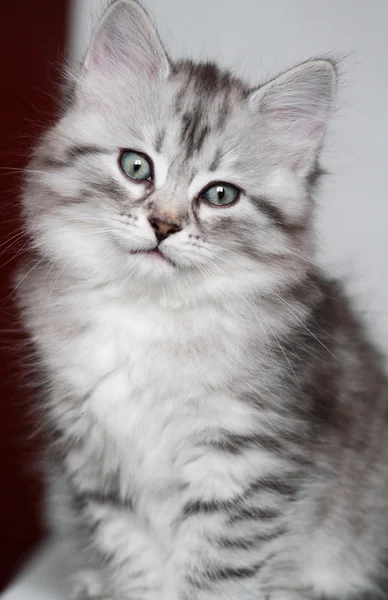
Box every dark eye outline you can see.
[197,181,241,208]
[118,149,154,184]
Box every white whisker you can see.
[269,288,336,359]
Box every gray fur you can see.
[17,1,388,599]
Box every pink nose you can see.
[149,217,182,242]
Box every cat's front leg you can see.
[156,436,306,600]
[160,497,292,600]
[67,487,162,600]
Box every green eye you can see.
[201,183,239,206]
[120,150,152,181]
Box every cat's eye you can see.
[119,150,153,182]
[200,182,240,207]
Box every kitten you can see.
[17,1,388,599]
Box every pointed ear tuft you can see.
[84,0,169,81]
[249,60,336,174]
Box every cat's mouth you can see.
[143,249,165,259]
[132,248,176,266]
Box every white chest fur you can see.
[48,290,264,503]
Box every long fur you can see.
[17,2,388,599]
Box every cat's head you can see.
[25,0,336,303]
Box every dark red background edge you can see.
[0,1,67,589]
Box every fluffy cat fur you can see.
[17,1,388,599]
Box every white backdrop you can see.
[69,0,388,349]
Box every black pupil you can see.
[134,159,142,172]
[217,187,225,200]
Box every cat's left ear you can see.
[249,60,336,176]
[83,0,169,83]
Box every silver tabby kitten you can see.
[17,1,388,599]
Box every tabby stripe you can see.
[180,107,211,158]
[210,565,258,581]
[181,479,294,522]
[208,432,312,469]
[154,129,165,153]
[205,563,261,583]
[95,544,117,566]
[187,564,260,589]
[216,95,231,129]
[250,196,302,232]
[306,163,326,188]
[89,178,126,202]
[66,145,108,161]
[87,517,102,537]
[188,552,277,590]
[218,526,287,549]
[38,145,109,170]
[229,506,280,523]
[209,432,285,455]
[195,125,211,152]
[73,489,133,510]
[245,477,297,498]
[218,536,255,550]
[209,148,222,172]
[182,498,229,518]
[37,157,68,169]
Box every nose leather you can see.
[149,217,182,242]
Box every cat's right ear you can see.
[81,0,169,88]
[248,60,336,176]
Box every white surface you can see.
[1,539,72,600]
[69,0,388,350]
